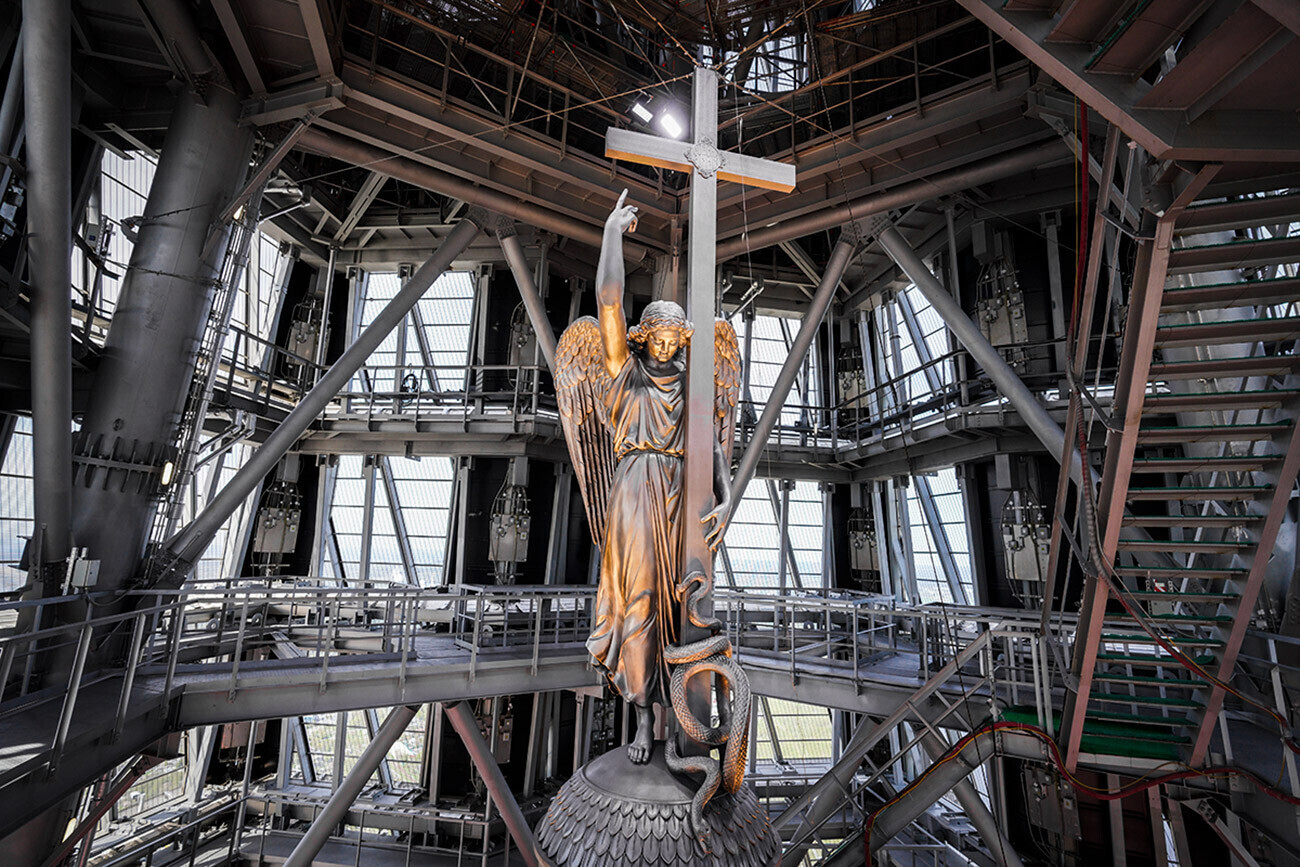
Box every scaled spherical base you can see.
[534,742,779,867]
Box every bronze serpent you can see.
[663,570,752,854]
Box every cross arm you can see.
[605,128,796,193]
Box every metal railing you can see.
[0,578,1234,790]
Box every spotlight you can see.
[658,111,684,139]
[160,460,175,486]
[630,101,654,124]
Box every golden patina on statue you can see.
[533,190,777,866]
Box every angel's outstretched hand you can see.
[702,503,728,551]
[607,188,638,234]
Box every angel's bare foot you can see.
[628,704,654,764]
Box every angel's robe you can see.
[585,353,685,706]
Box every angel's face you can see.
[647,327,683,363]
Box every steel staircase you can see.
[1061,169,1300,772]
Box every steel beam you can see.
[23,0,73,568]
[332,171,385,243]
[918,732,1025,867]
[296,126,652,261]
[162,216,484,575]
[715,139,1068,259]
[728,235,856,522]
[869,729,998,852]
[444,702,539,866]
[497,226,558,370]
[34,756,161,867]
[282,705,417,867]
[876,225,1087,487]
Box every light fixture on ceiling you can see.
[160,460,176,487]
[658,110,684,139]
[630,101,654,124]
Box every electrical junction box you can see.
[66,554,100,589]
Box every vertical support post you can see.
[358,456,376,583]
[282,705,418,867]
[23,0,73,570]
[1041,210,1068,379]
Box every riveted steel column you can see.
[70,85,253,590]
[23,0,73,569]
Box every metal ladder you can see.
[1062,169,1300,770]
[144,185,267,563]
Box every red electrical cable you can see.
[864,721,1300,861]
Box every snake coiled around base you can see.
[663,570,752,854]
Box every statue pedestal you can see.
[533,742,779,866]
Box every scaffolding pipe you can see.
[728,234,855,524]
[162,216,483,573]
[282,705,418,867]
[497,227,558,370]
[716,139,1069,259]
[445,701,540,867]
[23,0,73,567]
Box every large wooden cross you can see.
[604,66,796,706]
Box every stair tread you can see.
[1148,355,1300,379]
[1115,567,1247,577]
[1096,652,1217,666]
[1118,538,1253,546]
[1159,276,1300,313]
[1113,612,1234,622]
[1086,708,1195,726]
[1167,236,1300,275]
[1090,691,1200,707]
[1128,484,1273,491]
[1121,515,1262,527]
[1153,317,1300,347]
[1123,591,1240,599]
[1131,454,1283,462]
[1101,633,1225,646]
[1094,672,1209,687]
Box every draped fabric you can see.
[585,356,685,706]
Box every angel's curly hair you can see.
[627,300,695,351]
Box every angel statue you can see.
[554,190,741,768]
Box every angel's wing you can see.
[714,318,742,463]
[555,317,617,547]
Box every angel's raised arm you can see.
[596,189,637,378]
